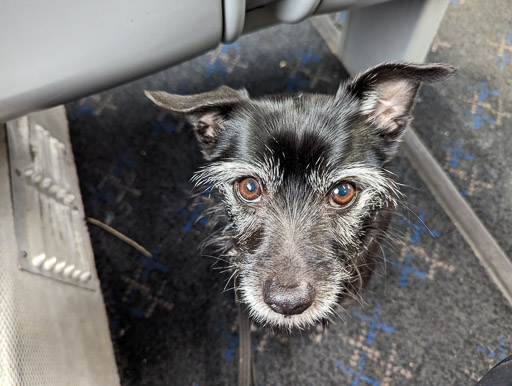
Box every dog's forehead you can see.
[232,94,376,187]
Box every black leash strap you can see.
[237,302,255,386]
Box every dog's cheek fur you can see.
[218,183,264,251]
[330,195,395,297]
[329,184,393,250]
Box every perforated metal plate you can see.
[6,115,95,289]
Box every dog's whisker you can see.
[221,286,238,294]
[202,253,231,264]
[223,269,240,292]
[340,289,365,308]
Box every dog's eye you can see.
[236,177,262,202]
[330,182,356,207]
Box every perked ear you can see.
[145,86,249,158]
[343,62,456,160]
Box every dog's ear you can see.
[343,62,456,160]
[145,86,249,158]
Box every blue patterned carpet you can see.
[67,1,511,384]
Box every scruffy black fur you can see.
[146,62,456,330]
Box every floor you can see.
[67,1,512,384]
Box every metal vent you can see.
[7,116,95,289]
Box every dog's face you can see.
[146,62,455,330]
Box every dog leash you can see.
[237,297,255,386]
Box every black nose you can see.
[263,277,315,316]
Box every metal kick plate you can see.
[7,116,95,289]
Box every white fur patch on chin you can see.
[239,272,345,331]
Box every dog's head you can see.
[146,62,455,330]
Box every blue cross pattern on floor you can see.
[219,329,257,361]
[285,47,322,92]
[86,151,139,208]
[202,42,241,78]
[389,251,427,288]
[111,150,138,176]
[400,210,440,245]
[219,329,239,361]
[177,187,213,233]
[69,98,96,120]
[149,116,177,138]
[124,247,169,318]
[86,183,116,207]
[492,28,512,71]
[297,47,322,67]
[68,94,117,120]
[136,247,168,283]
[286,73,310,92]
[353,302,395,345]
[337,303,395,385]
[465,81,499,129]
[477,334,508,363]
[336,352,380,386]
[443,139,475,168]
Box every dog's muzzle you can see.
[262,277,315,316]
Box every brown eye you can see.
[329,182,356,207]
[236,177,262,202]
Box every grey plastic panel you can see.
[0,0,223,123]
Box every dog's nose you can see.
[263,278,315,316]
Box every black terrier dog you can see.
[145,62,455,330]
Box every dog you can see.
[145,62,455,331]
